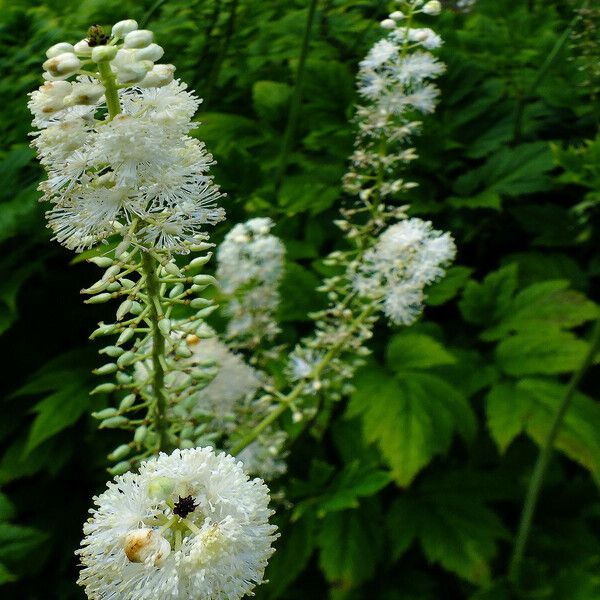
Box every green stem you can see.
[97,60,121,119]
[275,0,319,190]
[508,317,600,586]
[230,302,375,455]
[513,6,584,142]
[140,251,171,452]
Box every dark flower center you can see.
[87,25,109,47]
[173,495,198,519]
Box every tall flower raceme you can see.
[29,20,277,599]
[227,1,456,455]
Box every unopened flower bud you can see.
[46,42,75,58]
[138,64,175,88]
[91,45,118,62]
[73,39,92,55]
[422,1,442,15]
[43,52,81,78]
[135,43,164,62]
[108,444,131,461]
[389,11,404,20]
[147,476,175,499]
[111,19,138,40]
[380,18,396,29]
[124,529,171,566]
[123,29,153,49]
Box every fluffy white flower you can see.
[217,218,285,344]
[77,447,278,600]
[352,218,456,325]
[29,21,224,254]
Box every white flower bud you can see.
[389,11,404,20]
[423,0,442,15]
[63,82,104,106]
[123,29,153,49]
[380,18,397,29]
[116,61,152,84]
[138,63,175,88]
[111,19,138,40]
[91,45,118,63]
[73,39,92,55]
[46,42,74,58]
[42,52,81,78]
[134,43,164,62]
[124,528,171,566]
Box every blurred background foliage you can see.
[1,0,599,598]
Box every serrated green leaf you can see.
[388,471,508,585]
[496,330,594,376]
[486,379,600,483]
[348,366,476,486]
[25,383,92,455]
[264,515,316,599]
[454,142,554,197]
[426,266,474,306]
[386,333,456,372]
[252,80,292,123]
[459,264,518,326]
[0,523,47,563]
[482,280,598,341]
[318,503,382,587]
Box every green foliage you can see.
[1,0,600,598]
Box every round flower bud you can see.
[422,0,442,15]
[111,19,138,40]
[123,29,153,49]
[389,10,404,20]
[73,39,92,55]
[134,43,164,62]
[91,45,118,63]
[46,42,75,58]
[115,60,153,84]
[124,528,171,566]
[42,52,81,79]
[138,63,175,88]
[63,82,105,107]
[380,18,397,29]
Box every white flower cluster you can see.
[77,447,277,600]
[352,218,456,325]
[133,329,286,479]
[29,20,224,253]
[217,218,285,345]
[344,0,445,201]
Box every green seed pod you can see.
[89,256,114,268]
[93,362,118,375]
[119,393,136,410]
[116,371,132,384]
[92,407,118,419]
[192,274,216,286]
[187,254,212,271]
[108,461,131,475]
[102,264,121,281]
[117,351,138,368]
[86,292,112,304]
[117,328,135,345]
[169,283,184,298]
[99,416,129,429]
[190,298,212,309]
[134,425,148,443]
[108,444,131,461]
[100,345,124,357]
[180,426,194,440]
[91,382,117,395]
[158,318,171,336]
[195,305,218,318]
[116,299,133,321]
[163,261,183,277]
